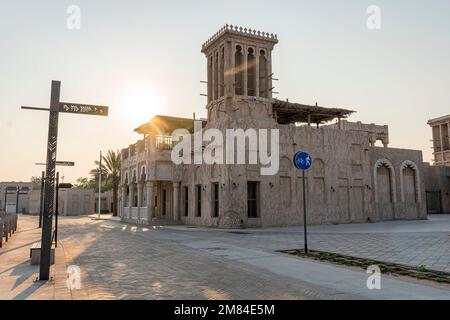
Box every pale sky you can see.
[1,0,449,183]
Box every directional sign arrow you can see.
[59,102,109,116]
[35,161,75,167]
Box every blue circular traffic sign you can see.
[293,151,313,171]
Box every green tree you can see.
[89,150,121,216]
[30,176,42,185]
[74,177,96,189]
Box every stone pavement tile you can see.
[4,215,450,300]
[56,217,328,300]
[0,216,73,300]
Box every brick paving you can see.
[1,216,334,300]
[162,215,450,273]
[1,214,450,300]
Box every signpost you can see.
[293,151,313,254]
[39,171,45,228]
[22,80,108,281]
[98,151,102,219]
[35,162,74,229]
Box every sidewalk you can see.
[0,216,72,300]
[182,239,450,300]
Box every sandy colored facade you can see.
[0,182,37,214]
[428,114,450,166]
[423,114,450,214]
[26,187,96,216]
[119,25,426,228]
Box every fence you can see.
[0,212,18,248]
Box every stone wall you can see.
[369,147,427,221]
[423,164,450,213]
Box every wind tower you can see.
[201,25,278,127]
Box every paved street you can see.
[1,214,450,300]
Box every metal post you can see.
[39,80,60,281]
[39,171,45,228]
[98,151,102,219]
[302,170,308,254]
[54,172,59,248]
[16,186,20,214]
[3,189,7,211]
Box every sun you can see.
[122,90,163,127]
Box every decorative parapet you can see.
[339,120,388,135]
[202,24,278,52]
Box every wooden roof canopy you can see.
[134,115,206,136]
[272,99,355,125]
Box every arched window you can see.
[400,160,421,203]
[208,56,213,102]
[247,47,256,96]
[373,159,396,204]
[214,51,219,100]
[235,45,243,95]
[259,49,268,98]
[219,47,225,97]
[140,166,147,182]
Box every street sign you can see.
[35,161,75,167]
[59,102,109,116]
[293,151,313,171]
[22,80,109,281]
[293,151,313,254]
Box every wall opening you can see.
[377,164,392,203]
[442,124,449,151]
[208,56,213,103]
[259,49,268,98]
[247,47,256,96]
[219,47,225,97]
[183,186,189,216]
[247,181,259,218]
[212,182,219,217]
[214,51,219,100]
[196,185,202,217]
[235,45,243,95]
[403,166,417,203]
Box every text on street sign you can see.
[59,103,109,116]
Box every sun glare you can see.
[122,90,163,127]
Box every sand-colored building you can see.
[424,114,450,213]
[428,114,450,166]
[119,25,426,228]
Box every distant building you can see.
[95,190,114,213]
[424,115,450,213]
[119,25,427,228]
[1,182,95,216]
[0,182,37,214]
[57,188,95,216]
[428,114,450,166]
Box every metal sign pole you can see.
[16,186,20,214]
[302,170,308,254]
[294,151,312,255]
[39,80,60,281]
[22,80,109,281]
[98,151,102,219]
[39,171,45,228]
[54,172,59,248]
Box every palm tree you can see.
[90,150,121,216]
